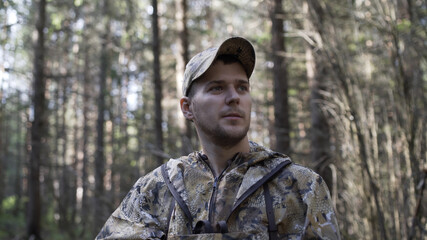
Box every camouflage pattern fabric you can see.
[96,142,340,239]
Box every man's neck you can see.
[199,136,250,177]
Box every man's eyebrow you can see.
[236,79,249,84]
[205,79,249,86]
[206,80,225,85]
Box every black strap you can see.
[216,221,228,233]
[226,159,292,222]
[264,183,278,240]
[161,164,193,227]
[164,198,175,237]
[193,220,214,234]
[192,220,229,234]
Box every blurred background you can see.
[0,0,426,239]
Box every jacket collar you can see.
[189,141,288,167]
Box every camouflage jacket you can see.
[96,142,340,239]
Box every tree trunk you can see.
[59,82,70,230]
[70,74,80,235]
[175,0,193,155]
[152,0,164,165]
[108,89,116,208]
[0,81,4,214]
[303,1,334,195]
[80,32,91,236]
[2,103,10,211]
[137,88,147,175]
[27,0,47,239]
[395,1,425,237]
[14,91,23,215]
[119,56,132,201]
[94,0,110,233]
[306,1,390,238]
[269,0,290,154]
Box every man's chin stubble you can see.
[208,126,249,149]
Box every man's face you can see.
[182,60,252,148]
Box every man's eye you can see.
[238,85,249,91]
[210,86,223,91]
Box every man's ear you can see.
[180,97,194,121]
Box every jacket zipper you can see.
[201,153,240,224]
[208,168,227,224]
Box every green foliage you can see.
[348,43,358,52]
[42,204,74,240]
[74,0,83,7]
[0,0,16,9]
[1,195,17,211]
[51,13,64,31]
[255,32,271,45]
[0,196,26,240]
[0,196,82,240]
[288,88,298,97]
[396,19,411,33]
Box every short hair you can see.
[186,54,242,98]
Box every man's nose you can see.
[225,87,240,105]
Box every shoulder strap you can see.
[161,164,193,226]
[164,198,175,237]
[263,183,278,240]
[226,158,292,222]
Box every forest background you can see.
[0,0,426,239]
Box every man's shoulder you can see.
[245,141,322,181]
[277,162,330,195]
[128,152,200,188]
[260,156,323,186]
[286,162,319,178]
[166,152,198,168]
[137,152,197,178]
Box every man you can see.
[96,37,340,239]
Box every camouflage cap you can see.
[182,37,256,96]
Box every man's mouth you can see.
[225,114,241,118]
[222,111,244,119]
